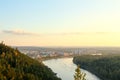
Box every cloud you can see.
[2,29,37,35]
[39,32,114,36]
[2,29,115,36]
[50,32,112,36]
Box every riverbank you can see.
[37,55,76,61]
[73,54,120,80]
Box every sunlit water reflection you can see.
[43,58,100,80]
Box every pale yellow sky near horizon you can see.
[1,32,120,47]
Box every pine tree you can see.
[74,65,86,80]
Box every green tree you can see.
[74,65,86,80]
[0,42,61,80]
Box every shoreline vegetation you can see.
[73,54,120,80]
[37,55,75,61]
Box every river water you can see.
[43,58,100,80]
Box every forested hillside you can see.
[73,54,120,80]
[0,42,61,80]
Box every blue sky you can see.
[0,0,120,46]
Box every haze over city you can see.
[0,0,120,46]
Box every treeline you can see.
[0,42,61,80]
[73,54,120,80]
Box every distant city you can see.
[16,47,120,59]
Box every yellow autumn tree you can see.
[74,65,86,80]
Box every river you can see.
[43,58,100,80]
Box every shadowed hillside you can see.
[0,42,61,80]
[73,54,120,80]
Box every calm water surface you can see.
[43,58,100,80]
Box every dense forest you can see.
[0,42,61,80]
[73,54,120,80]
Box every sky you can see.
[0,0,120,47]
